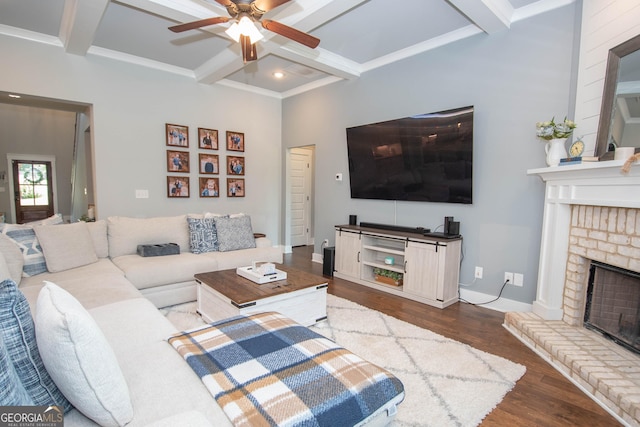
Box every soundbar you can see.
[359,222,430,234]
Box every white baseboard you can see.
[312,252,323,264]
[283,245,292,254]
[459,288,532,313]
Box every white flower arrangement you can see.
[536,117,577,140]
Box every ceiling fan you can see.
[169,0,320,63]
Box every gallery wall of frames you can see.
[165,123,245,199]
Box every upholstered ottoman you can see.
[169,311,404,426]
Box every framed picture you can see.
[198,128,218,150]
[166,123,189,147]
[167,150,190,173]
[167,176,189,198]
[227,178,245,197]
[227,155,245,175]
[199,153,219,174]
[199,177,220,198]
[226,131,244,152]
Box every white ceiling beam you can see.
[447,0,513,34]
[59,0,110,55]
[274,44,360,80]
[117,0,224,24]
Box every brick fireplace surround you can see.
[504,160,640,426]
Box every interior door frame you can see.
[7,153,58,224]
[285,146,315,254]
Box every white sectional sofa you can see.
[0,213,282,426]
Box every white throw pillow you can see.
[0,236,22,283]
[34,222,98,273]
[0,252,10,282]
[35,282,133,427]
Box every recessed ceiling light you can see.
[8,94,21,99]
[273,71,284,79]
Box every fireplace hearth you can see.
[585,261,640,355]
[505,161,640,425]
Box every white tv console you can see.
[334,225,461,309]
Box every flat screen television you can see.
[346,106,473,204]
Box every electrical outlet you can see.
[323,239,329,246]
[474,266,483,279]
[504,272,514,284]
[513,273,524,287]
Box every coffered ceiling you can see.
[0,0,572,98]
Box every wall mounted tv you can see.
[346,106,473,204]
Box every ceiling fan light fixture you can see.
[226,14,263,44]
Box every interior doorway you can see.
[9,156,57,224]
[288,146,315,248]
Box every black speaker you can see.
[323,246,335,277]
[444,216,453,234]
[349,215,357,225]
[448,221,460,236]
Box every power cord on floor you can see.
[459,278,510,306]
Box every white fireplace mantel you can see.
[528,159,640,320]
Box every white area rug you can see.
[161,295,526,427]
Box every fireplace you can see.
[504,161,640,425]
[585,261,640,355]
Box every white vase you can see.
[545,138,568,167]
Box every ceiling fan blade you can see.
[261,19,320,49]
[169,16,230,33]
[253,0,292,13]
[240,35,258,63]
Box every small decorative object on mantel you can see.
[536,117,577,166]
[621,152,640,174]
[373,267,403,287]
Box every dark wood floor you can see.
[282,246,621,427]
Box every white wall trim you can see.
[459,288,533,313]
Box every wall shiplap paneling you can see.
[574,1,640,154]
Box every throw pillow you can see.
[0,279,72,411]
[34,222,98,272]
[26,213,64,226]
[0,235,23,284]
[214,215,256,252]
[187,217,218,254]
[0,251,11,282]
[0,331,34,406]
[0,224,47,277]
[36,282,133,427]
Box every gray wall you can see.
[282,4,579,304]
[0,34,283,242]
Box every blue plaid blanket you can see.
[168,311,404,427]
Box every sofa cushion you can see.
[108,215,190,258]
[0,331,34,406]
[34,222,98,273]
[214,215,256,252]
[19,259,141,314]
[0,235,23,284]
[187,217,218,254]
[36,282,133,427]
[87,220,109,258]
[0,224,48,277]
[111,253,217,290]
[87,298,231,426]
[0,279,72,411]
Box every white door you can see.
[290,148,312,246]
